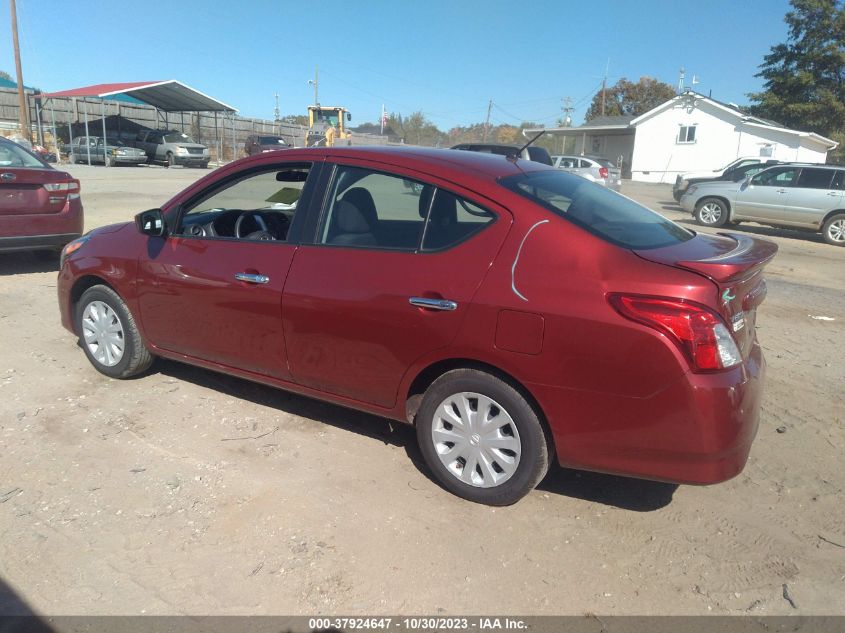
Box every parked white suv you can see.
[552,155,622,191]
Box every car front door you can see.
[282,162,511,408]
[135,161,321,380]
[780,167,843,227]
[733,166,799,221]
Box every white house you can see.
[527,91,838,183]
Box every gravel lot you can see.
[1,163,843,616]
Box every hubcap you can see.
[431,392,522,488]
[828,219,845,243]
[81,301,125,367]
[699,202,723,224]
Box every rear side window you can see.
[421,188,495,251]
[0,140,45,168]
[500,171,693,250]
[832,170,845,190]
[751,167,798,187]
[796,168,836,189]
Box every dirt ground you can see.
[0,164,843,617]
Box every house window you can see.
[677,125,697,144]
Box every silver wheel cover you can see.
[827,218,845,243]
[431,392,522,488]
[699,202,723,224]
[81,300,125,367]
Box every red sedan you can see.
[0,136,82,254]
[57,147,777,505]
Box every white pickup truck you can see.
[672,157,779,201]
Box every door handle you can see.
[827,191,840,196]
[235,272,270,284]
[409,297,458,311]
[776,189,788,194]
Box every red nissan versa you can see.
[0,136,83,254]
[57,147,777,505]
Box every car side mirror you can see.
[135,208,167,237]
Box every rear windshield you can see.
[0,139,46,168]
[500,171,694,250]
[593,158,616,169]
[259,136,286,144]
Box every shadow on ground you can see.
[158,359,676,512]
[0,252,59,277]
[0,577,54,632]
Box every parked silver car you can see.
[68,136,147,167]
[552,155,621,191]
[680,163,845,246]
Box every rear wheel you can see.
[105,155,115,167]
[695,198,729,227]
[415,369,549,505]
[75,285,154,378]
[822,213,845,246]
[166,152,175,168]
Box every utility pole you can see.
[677,67,686,94]
[482,99,492,142]
[10,0,29,140]
[308,66,319,106]
[561,97,573,126]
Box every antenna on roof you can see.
[510,130,546,162]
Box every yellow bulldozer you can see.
[305,105,352,147]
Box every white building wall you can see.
[629,101,831,183]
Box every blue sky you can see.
[2,0,792,130]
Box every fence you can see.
[0,88,389,161]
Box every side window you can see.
[179,164,311,241]
[832,170,845,190]
[796,168,836,189]
[320,166,425,249]
[422,189,495,251]
[677,125,697,144]
[752,167,798,187]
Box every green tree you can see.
[747,0,845,162]
[585,77,676,121]
[0,70,12,81]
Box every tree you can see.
[585,77,676,121]
[0,70,12,81]
[747,0,845,161]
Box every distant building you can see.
[526,91,838,183]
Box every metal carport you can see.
[37,80,237,167]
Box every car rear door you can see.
[135,160,321,380]
[780,167,843,227]
[282,160,511,408]
[733,165,798,221]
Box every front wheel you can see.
[105,155,115,167]
[823,213,845,246]
[75,285,154,378]
[416,369,550,505]
[166,152,175,168]
[694,198,729,227]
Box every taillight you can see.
[608,294,741,371]
[599,167,609,179]
[43,179,80,200]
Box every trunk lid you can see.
[0,167,75,216]
[634,232,778,357]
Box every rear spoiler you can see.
[677,233,779,283]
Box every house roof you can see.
[522,115,635,136]
[629,90,837,149]
[39,80,237,113]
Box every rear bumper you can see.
[532,341,765,485]
[0,232,82,252]
[0,198,84,252]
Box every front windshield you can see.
[259,136,286,144]
[501,170,694,250]
[0,139,46,168]
[105,138,126,146]
[163,133,196,143]
[317,112,340,127]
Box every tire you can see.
[415,369,550,505]
[69,153,77,164]
[166,152,175,168]
[75,285,154,379]
[822,213,845,246]
[694,197,729,227]
[105,155,115,168]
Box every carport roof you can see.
[39,80,237,113]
